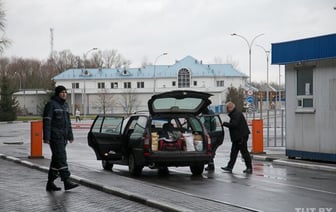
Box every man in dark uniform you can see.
[221,101,253,174]
[43,85,79,191]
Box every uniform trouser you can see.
[48,139,70,182]
[227,135,252,169]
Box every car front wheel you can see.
[102,160,113,171]
[128,153,143,177]
[190,164,204,176]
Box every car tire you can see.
[128,153,143,177]
[190,164,204,176]
[102,160,113,171]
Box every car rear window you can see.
[152,97,203,113]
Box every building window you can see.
[98,82,105,89]
[178,68,190,88]
[216,80,224,87]
[172,81,176,86]
[124,82,131,89]
[193,81,197,86]
[137,81,144,88]
[296,66,314,112]
[111,82,118,89]
[72,82,79,89]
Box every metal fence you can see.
[246,106,286,147]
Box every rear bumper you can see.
[146,151,210,166]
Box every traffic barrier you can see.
[29,120,44,159]
[252,119,264,154]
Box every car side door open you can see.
[88,115,125,160]
[200,114,225,146]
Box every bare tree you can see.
[102,49,119,68]
[91,51,104,68]
[116,89,139,115]
[141,56,152,68]
[226,55,239,69]
[213,56,223,64]
[51,50,78,73]
[0,1,11,55]
[93,88,114,115]
[0,57,9,76]
[101,49,131,68]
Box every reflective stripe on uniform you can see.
[51,166,68,171]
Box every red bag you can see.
[159,138,183,151]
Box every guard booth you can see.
[272,33,336,162]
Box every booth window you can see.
[296,67,314,113]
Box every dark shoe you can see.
[205,165,215,171]
[243,168,253,174]
[221,166,232,173]
[46,181,61,192]
[64,179,79,191]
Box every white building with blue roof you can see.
[53,55,248,115]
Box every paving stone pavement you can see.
[0,159,161,212]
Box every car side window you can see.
[101,117,124,134]
[189,117,203,132]
[200,115,222,133]
[91,116,104,133]
[133,116,147,134]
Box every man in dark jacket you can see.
[221,102,252,174]
[43,85,79,191]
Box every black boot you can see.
[64,179,79,191]
[46,181,61,192]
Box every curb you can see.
[0,153,191,212]
[252,154,336,172]
[273,159,336,172]
[252,154,279,162]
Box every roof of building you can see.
[271,33,336,65]
[13,89,49,96]
[53,56,247,80]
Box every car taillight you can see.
[206,134,212,156]
[144,133,150,157]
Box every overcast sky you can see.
[2,0,336,83]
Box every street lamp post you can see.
[83,47,98,118]
[153,52,168,94]
[231,33,264,86]
[256,44,270,110]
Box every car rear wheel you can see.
[190,164,204,176]
[102,160,113,171]
[128,153,143,177]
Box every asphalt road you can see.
[1,121,335,212]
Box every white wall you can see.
[286,59,336,154]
